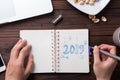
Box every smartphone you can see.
[0,54,6,72]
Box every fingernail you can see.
[94,45,98,48]
[28,44,32,48]
[19,39,22,42]
[23,39,27,42]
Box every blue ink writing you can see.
[70,45,75,54]
[63,44,85,54]
[63,45,69,54]
[79,45,84,54]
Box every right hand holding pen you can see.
[93,44,118,80]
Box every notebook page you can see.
[20,30,54,73]
[56,29,89,73]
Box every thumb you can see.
[93,46,101,63]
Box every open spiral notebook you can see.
[20,29,89,73]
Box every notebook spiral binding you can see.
[56,31,60,72]
[51,30,60,72]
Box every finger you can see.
[18,45,32,62]
[25,54,34,77]
[101,54,107,61]
[109,46,116,55]
[10,40,27,60]
[100,44,116,55]
[93,46,101,63]
[100,44,115,50]
[99,44,117,62]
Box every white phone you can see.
[0,54,6,72]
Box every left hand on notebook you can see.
[93,44,118,80]
[5,40,34,80]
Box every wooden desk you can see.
[0,0,120,80]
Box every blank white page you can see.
[20,30,54,73]
[56,29,89,73]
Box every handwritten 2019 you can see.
[63,44,85,54]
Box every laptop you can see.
[0,0,53,24]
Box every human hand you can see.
[93,44,118,80]
[5,40,34,80]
